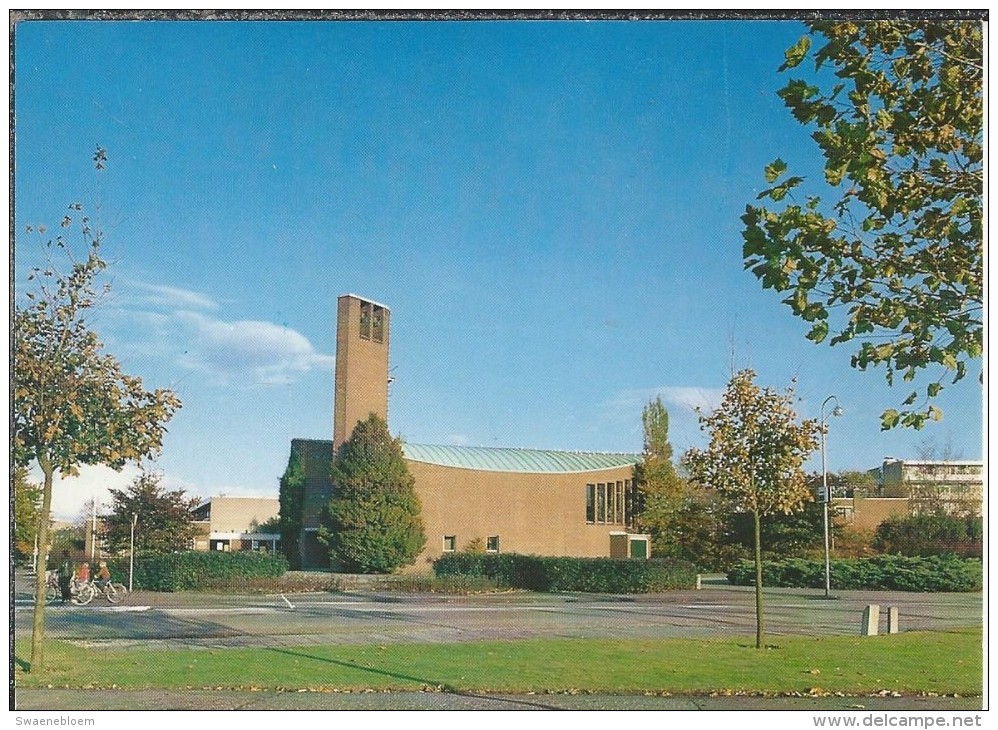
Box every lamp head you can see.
[832,405,844,418]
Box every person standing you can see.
[57,551,72,602]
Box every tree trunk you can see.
[753,508,764,649]
[30,457,55,672]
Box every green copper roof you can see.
[401,443,640,474]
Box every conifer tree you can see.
[320,415,426,573]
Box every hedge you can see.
[107,551,288,592]
[726,555,982,592]
[873,513,983,558]
[433,553,697,593]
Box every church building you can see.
[287,294,649,571]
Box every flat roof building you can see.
[192,495,280,554]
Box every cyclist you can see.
[76,561,90,584]
[94,561,111,589]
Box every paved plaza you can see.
[12,575,984,710]
[13,577,982,649]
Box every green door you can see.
[629,538,647,559]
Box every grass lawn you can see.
[14,629,981,696]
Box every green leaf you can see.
[807,321,829,343]
[779,35,812,72]
[764,159,788,184]
[881,409,900,430]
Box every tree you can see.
[816,469,879,498]
[632,397,686,546]
[742,21,983,430]
[278,448,306,569]
[104,470,201,555]
[668,486,745,572]
[685,370,819,648]
[13,467,43,563]
[319,414,426,573]
[13,148,182,670]
[727,499,829,559]
[256,516,281,535]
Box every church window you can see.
[372,306,385,343]
[359,301,373,340]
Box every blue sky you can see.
[13,19,984,519]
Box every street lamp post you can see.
[129,513,137,592]
[820,395,844,598]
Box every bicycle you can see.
[92,580,128,604]
[44,570,61,603]
[42,569,95,604]
[69,576,96,605]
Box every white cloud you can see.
[175,311,335,385]
[130,282,218,310]
[605,385,725,416]
[108,278,334,386]
[656,386,726,414]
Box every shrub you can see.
[726,554,981,592]
[873,513,983,557]
[108,551,288,592]
[372,574,501,594]
[433,553,697,593]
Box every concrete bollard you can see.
[695,574,702,590]
[861,604,880,636]
[887,606,899,634]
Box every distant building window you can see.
[586,484,595,523]
[597,483,607,523]
[486,536,500,553]
[443,535,457,552]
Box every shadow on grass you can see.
[265,648,566,710]
[14,654,31,672]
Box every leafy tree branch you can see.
[744,21,982,430]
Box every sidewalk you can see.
[12,688,985,711]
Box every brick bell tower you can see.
[333,294,391,451]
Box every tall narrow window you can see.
[615,481,624,524]
[359,301,372,340]
[607,482,615,523]
[372,306,385,343]
[597,483,606,523]
[625,479,634,526]
[586,484,595,523]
